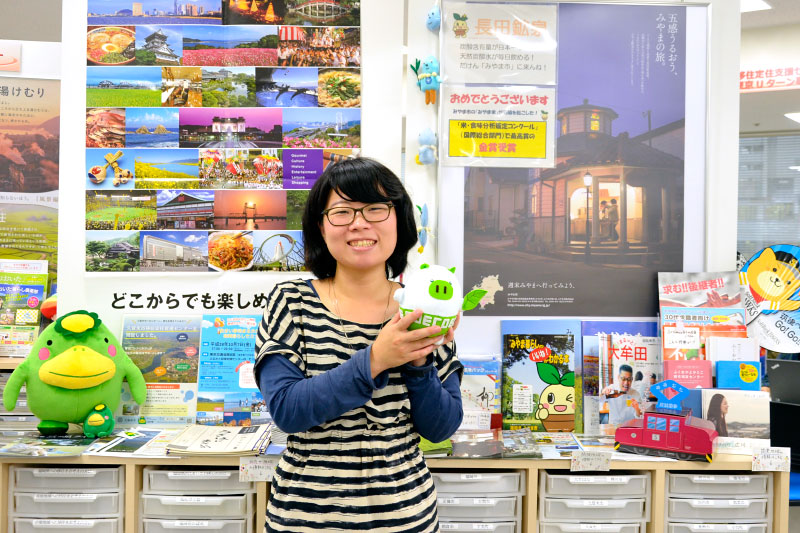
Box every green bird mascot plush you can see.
[2,310,146,437]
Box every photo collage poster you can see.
[462,3,689,317]
[85,1,361,273]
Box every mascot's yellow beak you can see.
[39,346,116,389]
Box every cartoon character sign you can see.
[453,13,469,37]
[535,362,575,431]
[739,244,800,353]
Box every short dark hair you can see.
[610,198,617,204]
[619,364,633,375]
[302,157,417,279]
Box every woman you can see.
[254,157,463,532]
[706,393,729,437]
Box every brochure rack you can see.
[0,455,789,533]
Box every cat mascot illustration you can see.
[739,246,800,313]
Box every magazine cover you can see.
[501,320,581,432]
[658,271,744,309]
[580,320,658,434]
[661,307,747,360]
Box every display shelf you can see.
[0,357,22,370]
[0,454,787,533]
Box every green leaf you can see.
[536,363,561,385]
[561,371,575,388]
[462,289,487,311]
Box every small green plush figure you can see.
[2,310,146,437]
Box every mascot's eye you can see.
[774,268,778,272]
[547,392,555,403]
[46,340,52,346]
[104,338,109,343]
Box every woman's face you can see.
[721,398,729,415]
[320,189,397,274]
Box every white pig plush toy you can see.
[394,264,486,341]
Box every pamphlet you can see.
[166,423,272,456]
[197,314,265,427]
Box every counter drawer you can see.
[143,467,254,494]
[667,498,769,522]
[142,519,249,533]
[139,493,253,519]
[667,524,768,533]
[11,492,122,517]
[540,498,647,522]
[440,522,516,532]
[437,495,519,520]
[11,518,122,533]
[667,474,769,497]
[11,466,123,492]
[431,471,523,496]
[540,472,649,498]
[539,523,645,533]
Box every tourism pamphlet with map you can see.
[116,315,202,426]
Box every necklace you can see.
[330,278,393,351]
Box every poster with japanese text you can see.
[85,0,360,274]
[0,78,60,292]
[115,315,202,426]
[442,85,555,168]
[197,314,267,426]
[441,1,557,86]
[501,319,580,432]
[462,3,687,317]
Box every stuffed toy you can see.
[425,3,441,31]
[410,56,441,105]
[416,129,438,165]
[2,310,146,437]
[416,204,432,254]
[394,264,486,341]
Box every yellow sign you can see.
[448,119,548,159]
[739,363,758,383]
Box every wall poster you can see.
[458,2,691,317]
[0,77,60,293]
[85,0,361,274]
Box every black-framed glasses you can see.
[322,202,394,226]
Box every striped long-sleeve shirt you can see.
[254,279,463,532]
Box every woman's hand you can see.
[408,311,460,367]
[370,309,444,378]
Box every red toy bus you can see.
[614,406,718,462]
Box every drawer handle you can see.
[564,500,627,508]
[32,494,99,502]
[32,469,98,478]
[167,472,232,479]
[690,475,751,483]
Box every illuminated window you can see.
[590,112,600,132]
[561,121,567,135]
